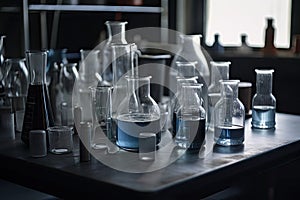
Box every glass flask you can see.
[111,43,138,141]
[175,83,206,152]
[90,85,113,149]
[47,49,68,122]
[21,50,55,146]
[214,80,245,146]
[101,21,128,84]
[170,75,198,137]
[57,63,78,126]
[207,61,230,132]
[4,58,29,132]
[170,34,210,113]
[73,50,101,123]
[251,69,276,129]
[116,75,161,151]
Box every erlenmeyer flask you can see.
[101,21,128,84]
[21,50,55,146]
[116,76,161,151]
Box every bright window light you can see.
[205,0,292,48]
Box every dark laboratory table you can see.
[1,113,300,199]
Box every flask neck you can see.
[210,62,230,86]
[26,50,47,85]
[220,80,240,99]
[255,70,273,94]
[127,76,151,98]
[106,21,128,44]
[180,83,202,108]
[180,34,202,52]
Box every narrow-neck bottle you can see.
[207,61,230,132]
[251,69,276,129]
[175,83,206,152]
[214,80,245,146]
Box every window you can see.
[205,0,292,48]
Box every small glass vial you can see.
[175,83,206,152]
[214,80,245,146]
[251,69,276,129]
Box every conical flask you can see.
[116,75,161,151]
[21,50,54,146]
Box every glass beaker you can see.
[4,58,29,132]
[175,83,206,152]
[116,76,161,151]
[207,61,230,132]
[21,50,55,146]
[90,85,113,149]
[214,80,245,146]
[169,34,210,112]
[251,69,276,129]
[101,21,128,84]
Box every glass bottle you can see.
[238,34,252,54]
[4,58,29,132]
[116,75,161,151]
[170,75,198,137]
[47,49,68,123]
[251,69,276,129]
[214,80,245,146]
[207,61,230,132]
[170,34,210,113]
[262,18,277,56]
[57,63,78,126]
[175,83,206,152]
[111,43,138,142]
[211,34,224,53]
[21,50,55,146]
[101,21,128,84]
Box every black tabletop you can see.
[1,113,300,199]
